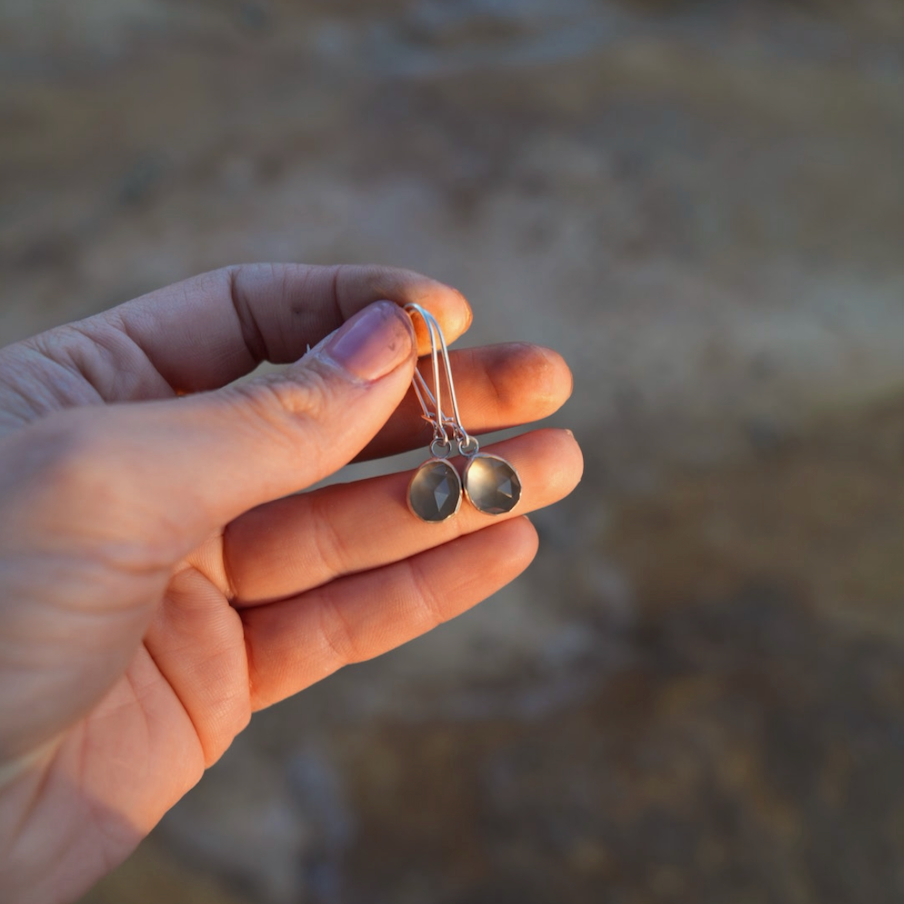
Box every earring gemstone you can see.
[408,459,462,523]
[463,454,522,515]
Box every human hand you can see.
[0,264,581,903]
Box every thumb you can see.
[0,302,416,763]
[12,300,418,556]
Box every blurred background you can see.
[2,0,904,902]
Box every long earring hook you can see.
[404,304,479,457]
[405,305,453,455]
[405,307,445,429]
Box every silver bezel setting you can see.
[462,453,522,516]
[407,458,463,523]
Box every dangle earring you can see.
[404,304,522,520]
[405,306,463,523]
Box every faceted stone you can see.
[464,454,522,515]
[408,459,462,522]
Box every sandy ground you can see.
[2,1,903,901]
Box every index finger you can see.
[106,263,472,393]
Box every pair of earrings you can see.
[404,303,522,523]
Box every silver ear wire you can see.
[404,303,478,457]
[406,303,454,458]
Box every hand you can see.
[0,264,581,903]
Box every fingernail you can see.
[323,301,414,382]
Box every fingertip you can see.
[499,427,583,505]
[536,428,584,500]
[518,514,541,558]
[334,264,471,352]
[479,343,574,421]
[555,427,584,489]
[493,514,540,574]
[527,345,574,411]
[410,278,473,350]
[450,285,474,335]
[516,516,541,573]
[541,346,574,404]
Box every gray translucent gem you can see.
[409,459,462,522]
[464,455,522,515]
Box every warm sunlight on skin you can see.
[0,264,582,904]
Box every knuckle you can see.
[309,491,350,578]
[318,592,361,667]
[225,369,332,468]
[406,558,445,631]
[28,413,109,499]
[230,369,328,424]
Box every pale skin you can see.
[0,263,582,903]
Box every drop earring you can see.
[404,304,522,520]
[405,305,463,523]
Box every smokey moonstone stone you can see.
[464,454,522,515]
[408,459,462,522]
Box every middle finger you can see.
[355,342,572,462]
[223,428,582,605]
